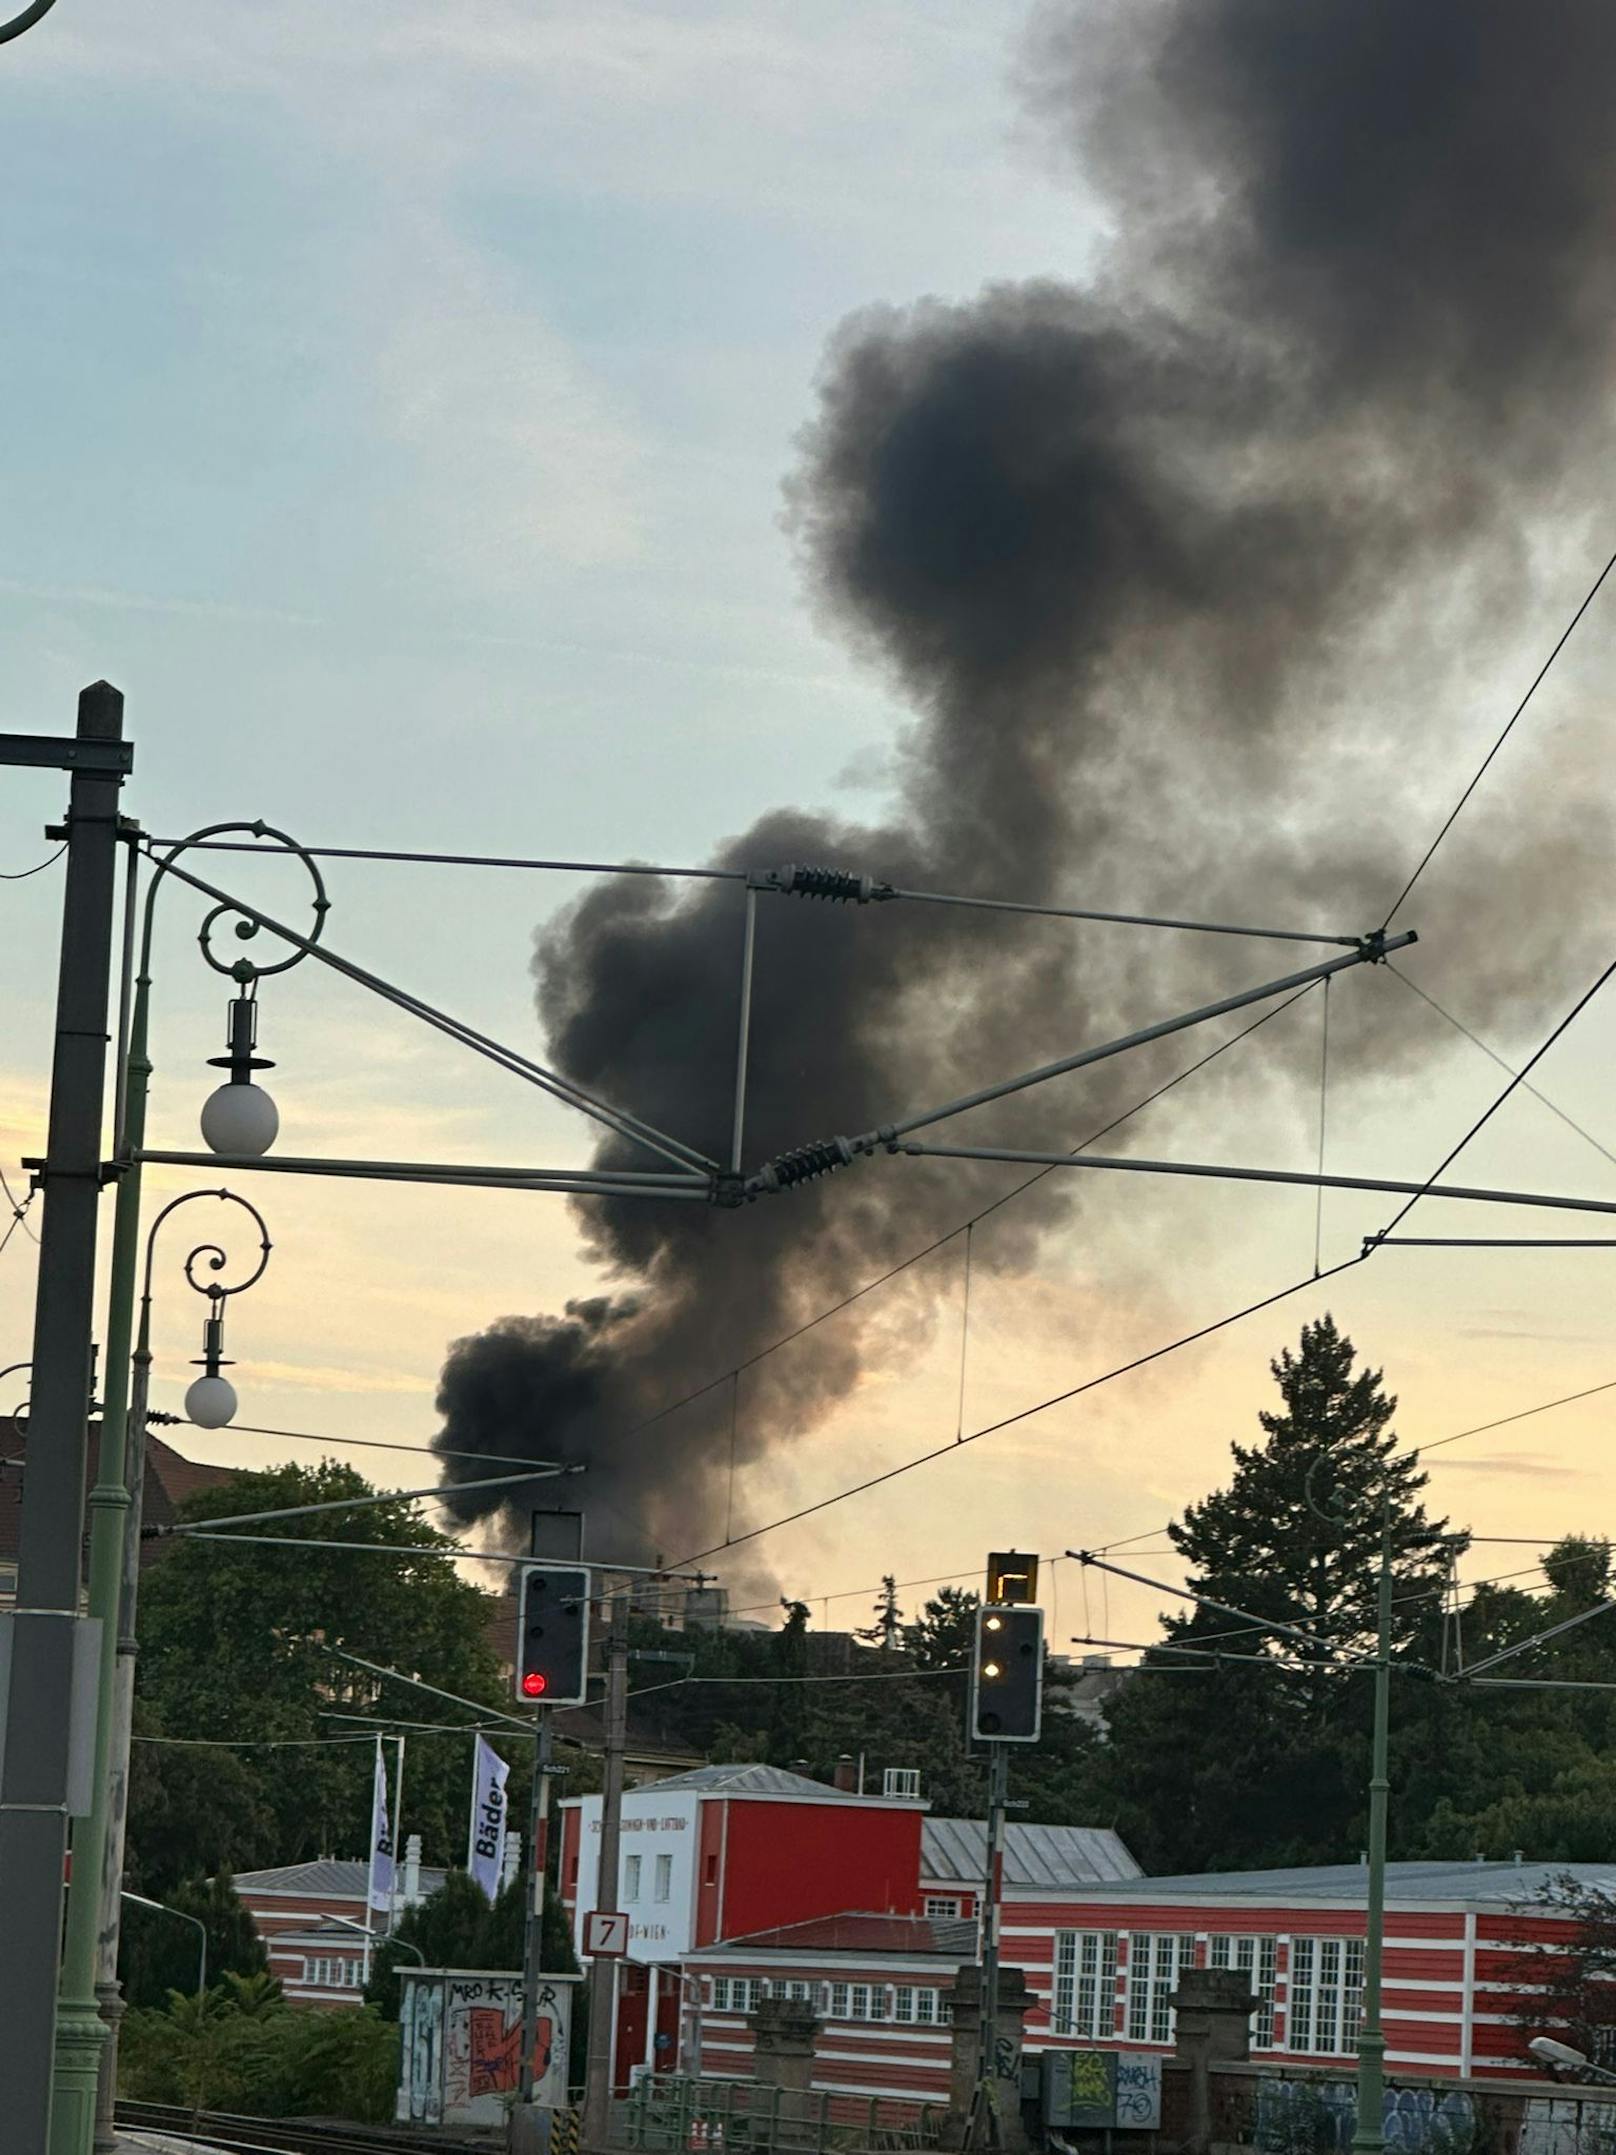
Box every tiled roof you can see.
[236,1857,447,1899]
[0,1420,237,1567]
[699,1913,978,1958]
[922,1819,1140,1888]
[1071,1859,1616,1908]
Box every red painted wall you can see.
[717,1801,923,1937]
[695,1798,726,1946]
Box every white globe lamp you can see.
[184,1371,239,1429]
[201,1080,279,1158]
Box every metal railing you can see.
[616,2074,943,2155]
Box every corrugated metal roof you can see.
[1069,1859,1616,1907]
[922,1819,1141,1888]
[698,1913,979,1959]
[235,1858,447,1898]
[640,1763,873,1799]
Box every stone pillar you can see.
[946,1965,1030,2150]
[1170,1967,1256,2155]
[747,1998,821,2096]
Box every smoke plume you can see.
[436,0,1616,1578]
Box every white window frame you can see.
[925,1896,962,1918]
[1208,1934,1278,2050]
[1287,1936,1364,2056]
[1126,1933,1194,2045]
[624,1854,642,1902]
[653,1853,673,1905]
[1053,1929,1119,2040]
[828,1981,850,2019]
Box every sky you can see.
[2,0,1616,1670]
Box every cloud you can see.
[1434,1451,1586,1480]
[373,224,646,584]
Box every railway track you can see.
[113,2102,493,2155]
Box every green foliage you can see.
[1095,1317,1462,1871]
[118,1988,398,2121]
[365,1869,579,2019]
[119,1872,266,2011]
[129,1461,507,1888]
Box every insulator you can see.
[760,1137,854,1191]
[776,863,876,905]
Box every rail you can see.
[112,2101,489,2155]
[616,2074,943,2154]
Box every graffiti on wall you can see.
[1256,2079,1476,2155]
[398,1971,573,2127]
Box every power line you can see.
[669,1252,1365,1573]
[1371,946,1616,1245]
[0,1164,37,1248]
[1382,540,1616,929]
[1386,965,1616,1177]
[0,843,65,882]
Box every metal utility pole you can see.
[977,1742,1009,2093]
[1353,1503,1393,2155]
[582,1587,629,2150]
[518,1709,554,2107]
[0,684,130,2155]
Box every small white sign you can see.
[585,1910,630,1957]
[1116,2056,1162,2130]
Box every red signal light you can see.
[522,1670,548,1698]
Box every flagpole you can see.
[363,1734,381,1986]
[392,1732,406,1929]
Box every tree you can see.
[856,1576,903,1651]
[1097,1317,1461,1872]
[365,1869,579,2019]
[130,1463,507,1884]
[1515,1874,1616,2065]
[119,1872,266,2010]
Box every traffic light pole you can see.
[519,1708,553,2109]
[977,1741,1009,2101]
[581,1590,629,2151]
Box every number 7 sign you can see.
[584,1911,629,1956]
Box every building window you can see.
[712,1978,756,2014]
[1208,1935,1278,2049]
[1288,1937,1364,2056]
[303,1955,361,1989]
[895,1987,941,2026]
[654,1854,673,1904]
[624,1854,642,1902]
[1053,1930,1119,2040]
[868,1985,889,2021]
[704,1854,718,1885]
[1126,1933,1195,2046]
[786,1980,811,2004]
[925,1896,962,1918]
[827,1982,850,2019]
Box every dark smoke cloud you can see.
[436,0,1616,1578]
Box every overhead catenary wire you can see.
[1386,964,1616,1177]
[150,835,1364,947]
[1381,536,1616,930]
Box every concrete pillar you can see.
[1170,1966,1257,2155]
[747,1998,821,2096]
[947,1964,1030,2149]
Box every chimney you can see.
[403,1832,422,1905]
[833,1755,857,1793]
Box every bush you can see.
[118,1990,399,2122]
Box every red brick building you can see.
[236,1849,443,2007]
[667,1859,1607,2103]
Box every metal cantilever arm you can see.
[147,845,718,1176]
[747,929,1415,1194]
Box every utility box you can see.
[396,1967,578,2127]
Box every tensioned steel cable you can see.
[1382,539,1616,930]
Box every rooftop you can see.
[697,1912,979,1959]
[0,1422,236,1571]
[609,1762,915,1801]
[1074,1859,1616,1908]
[923,1819,1140,1888]
[235,1857,447,1901]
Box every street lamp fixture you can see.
[1529,2037,1616,2086]
[199,982,279,1158]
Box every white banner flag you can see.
[467,1734,510,1903]
[367,1745,395,1913]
